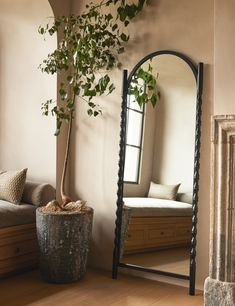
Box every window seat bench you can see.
[0,182,55,278]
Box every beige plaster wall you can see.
[152,55,196,192]
[214,0,235,115]
[69,0,213,290]
[0,0,57,185]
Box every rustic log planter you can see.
[36,208,93,283]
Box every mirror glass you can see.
[120,54,196,276]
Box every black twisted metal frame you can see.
[112,50,203,296]
[112,70,128,279]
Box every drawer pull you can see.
[16,247,20,253]
[160,232,164,235]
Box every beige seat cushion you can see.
[123,197,192,217]
[0,169,27,204]
[0,200,36,228]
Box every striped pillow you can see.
[0,169,27,204]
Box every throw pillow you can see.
[148,181,181,200]
[0,168,27,204]
[176,192,193,204]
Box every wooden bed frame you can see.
[0,223,38,278]
[123,216,192,254]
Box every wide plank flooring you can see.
[0,269,203,306]
[122,247,189,276]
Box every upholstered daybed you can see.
[0,181,55,278]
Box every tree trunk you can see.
[60,110,73,206]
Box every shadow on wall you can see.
[152,85,166,182]
[88,212,116,269]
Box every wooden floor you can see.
[0,269,203,306]
[122,247,190,275]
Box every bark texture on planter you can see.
[204,115,235,305]
[36,208,93,283]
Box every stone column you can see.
[204,115,235,305]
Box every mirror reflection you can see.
[120,54,196,276]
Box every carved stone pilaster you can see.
[204,115,235,305]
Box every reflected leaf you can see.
[128,64,160,108]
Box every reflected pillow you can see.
[148,182,181,200]
[176,192,193,204]
[0,169,27,204]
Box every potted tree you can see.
[36,0,158,283]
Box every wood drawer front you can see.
[126,229,145,247]
[129,217,192,226]
[176,226,191,233]
[0,224,38,278]
[175,227,191,239]
[0,253,38,277]
[0,224,37,247]
[124,217,192,253]
[127,229,145,241]
[148,228,174,240]
[0,239,38,260]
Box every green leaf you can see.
[148,63,153,73]
[112,24,118,31]
[124,4,137,19]
[151,93,158,107]
[67,99,74,109]
[120,33,129,42]
[73,85,80,95]
[39,27,44,35]
[59,88,67,100]
[39,1,149,124]
[148,78,156,88]
[87,109,93,116]
[108,83,115,94]
[67,75,73,84]
[117,7,127,22]
[88,102,95,108]
[54,120,62,136]
[84,88,96,97]
[106,13,113,22]
[54,129,60,136]
[118,47,125,54]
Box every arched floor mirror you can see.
[112,50,203,295]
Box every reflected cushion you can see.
[123,197,192,217]
[148,181,180,200]
[0,169,27,204]
[176,192,193,204]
